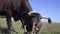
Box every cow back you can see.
[0,0,11,11]
[11,0,21,10]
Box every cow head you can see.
[22,12,41,26]
[29,13,41,26]
[22,12,42,34]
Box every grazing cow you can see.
[0,0,33,34]
[0,0,52,34]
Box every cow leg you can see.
[21,20,25,29]
[5,12,12,34]
[6,17,12,34]
[5,8,12,34]
[18,13,25,29]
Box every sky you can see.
[29,0,60,22]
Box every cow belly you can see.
[0,4,4,15]
[0,4,3,11]
[0,11,5,16]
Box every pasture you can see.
[0,18,60,34]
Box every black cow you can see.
[0,0,33,34]
[0,0,51,34]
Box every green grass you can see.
[0,18,25,34]
[0,18,60,34]
[40,22,60,34]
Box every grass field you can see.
[0,18,60,34]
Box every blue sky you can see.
[29,0,60,22]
